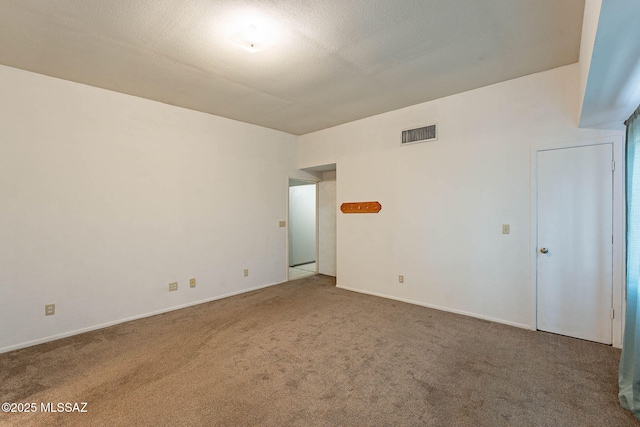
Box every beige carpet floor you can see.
[1,275,638,426]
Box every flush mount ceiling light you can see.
[228,25,265,53]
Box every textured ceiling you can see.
[0,0,585,135]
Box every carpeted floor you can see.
[1,275,638,426]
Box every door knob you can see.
[540,247,549,254]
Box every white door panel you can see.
[537,144,613,344]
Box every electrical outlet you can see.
[399,275,404,284]
[279,221,286,228]
[169,282,178,292]
[502,224,510,234]
[189,278,196,288]
[244,269,249,277]
[45,304,55,316]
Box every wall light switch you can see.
[244,269,249,277]
[279,221,286,228]
[45,304,55,316]
[399,275,404,284]
[502,224,510,234]
[189,278,196,288]
[169,282,178,292]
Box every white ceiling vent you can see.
[402,124,437,145]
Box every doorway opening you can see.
[288,180,317,280]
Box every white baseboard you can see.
[0,280,286,354]
[337,285,533,331]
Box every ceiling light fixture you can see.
[228,25,265,53]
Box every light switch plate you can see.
[502,224,510,234]
[169,282,178,292]
[45,304,55,316]
[279,221,286,228]
[189,278,196,288]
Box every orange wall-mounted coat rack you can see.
[340,201,382,214]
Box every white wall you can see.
[288,184,316,266]
[318,174,337,276]
[578,0,640,130]
[578,0,603,124]
[299,64,624,337]
[0,64,309,353]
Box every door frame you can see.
[286,177,319,281]
[529,135,625,347]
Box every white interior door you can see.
[536,144,613,344]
